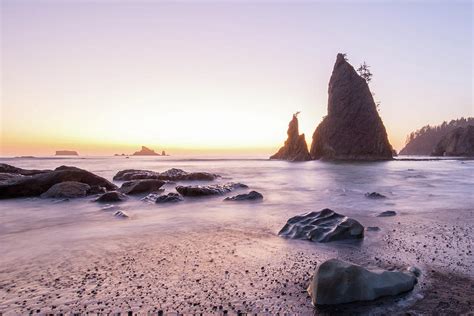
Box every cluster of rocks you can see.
[271,53,393,162]
[113,168,218,181]
[279,208,417,305]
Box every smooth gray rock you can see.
[378,210,397,217]
[308,259,418,305]
[176,182,248,197]
[0,165,117,199]
[118,179,165,195]
[278,209,364,243]
[155,192,184,203]
[270,113,311,161]
[365,192,387,199]
[224,191,263,201]
[40,181,90,199]
[95,191,128,203]
[310,53,393,161]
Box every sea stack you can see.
[270,113,311,161]
[133,146,159,156]
[310,54,393,160]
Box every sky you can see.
[1,0,472,156]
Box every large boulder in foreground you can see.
[176,182,248,197]
[270,113,312,161]
[308,259,418,305]
[278,209,364,242]
[118,179,166,195]
[0,165,117,199]
[113,168,218,181]
[310,54,393,161]
[431,125,474,157]
[40,181,90,199]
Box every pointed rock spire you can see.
[271,112,312,161]
[310,53,393,160]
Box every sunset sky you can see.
[1,0,472,156]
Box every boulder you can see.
[155,192,184,203]
[431,125,474,157]
[40,181,90,198]
[365,192,387,199]
[307,259,417,305]
[270,113,312,161]
[95,191,128,203]
[118,179,166,195]
[132,146,159,156]
[278,209,364,242]
[0,165,117,199]
[224,191,263,201]
[0,163,51,176]
[378,210,397,217]
[113,168,218,181]
[176,182,248,197]
[310,54,393,160]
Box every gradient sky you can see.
[1,0,472,156]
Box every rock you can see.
[0,163,50,176]
[278,209,364,242]
[118,179,166,195]
[307,259,417,305]
[95,191,128,202]
[133,146,159,156]
[87,185,107,195]
[224,191,263,201]
[155,192,184,203]
[310,53,393,160]
[366,226,380,231]
[114,210,129,218]
[113,168,218,181]
[378,210,397,217]
[270,113,312,161]
[0,165,117,199]
[431,125,474,157]
[40,181,91,198]
[365,192,387,199]
[55,150,78,156]
[176,183,248,197]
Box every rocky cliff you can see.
[133,146,159,156]
[310,54,393,160]
[270,113,311,161]
[431,125,474,157]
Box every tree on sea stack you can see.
[310,53,393,160]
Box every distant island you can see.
[55,150,78,156]
[400,117,473,156]
[132,146,168,156]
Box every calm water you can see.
[0,155,473,264]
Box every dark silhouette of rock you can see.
[310,53,393,160]
[271,113,311,161]
[88,185,107,195]
[278,209,364,243]
[95,191,128,203]
[431,125,474,157]
[0,163,50,176]
[365,192,387,199]
[378,210,397,217]
[366,226,380,231]
[307,259,418,305]
[133,146,159,156]
[40,181,90,199]
[176,183,248,197]
[118,179,166,195]
[224,191,263,201]
[155,192,184,203]
[0,165,117,199]
[55,150,78,156]
[113,168,218,181]
[400,117,473,155]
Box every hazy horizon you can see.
[1,0,472,156]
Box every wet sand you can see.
[1,208,473,315]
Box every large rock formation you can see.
[40,181,91,199]
[431,125,474,157]
[310,54,393,160]
[133,146,159,156]
[307,259,418,305]
[270,113,311,161]
[278,209,364,243]
[0,165,117,199]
